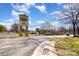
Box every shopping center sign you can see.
[19,14,28,27]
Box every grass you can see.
[55,37,79,56]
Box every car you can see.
[66,33,70,36]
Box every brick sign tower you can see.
[19,14,28,36]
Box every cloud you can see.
[0,18,14,30]
[11,3,35,14]
[28,16,32,20]
[11,4,29,13]
[57,3,63,6]
[63,4,70,9]
[24,3,35,7]
[37,20,45,24]
[28,17,32,25]
[11,3,48,14]
[51,21,58,25]
[6,19,14,23]
[29,20,32,25]
[17,4,30,13]
[50,10,61,15]
[35,5,47,13]
[11,10,24,17]
[11,10,24,23]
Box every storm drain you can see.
[42,48,49,55]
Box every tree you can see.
[0,25,6,32]
[56,4,79,37]
[76,17,79,35]
[40,22,53,30]
[76,23,79,35]
[39,22,53,35]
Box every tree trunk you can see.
[73,23,76,37]
[19,25,23,36]
[77,25,79,35]
[72,12,76,37]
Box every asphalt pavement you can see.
[0,34,72,56]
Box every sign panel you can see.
[20,21,28,26]
[19,14,28,27]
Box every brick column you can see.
[19,25,23,36]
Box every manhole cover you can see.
[42,48,49,55]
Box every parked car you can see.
[66,33,70,36]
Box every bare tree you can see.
[39,22,53,35]
[40,22,53,30]
[56,3,79,37]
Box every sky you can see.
[0,3,70,30]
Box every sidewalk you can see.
[32,40,57,56]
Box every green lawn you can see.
[56,37,79,56]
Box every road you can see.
[0,36,50,56]
[0,35,72,56]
